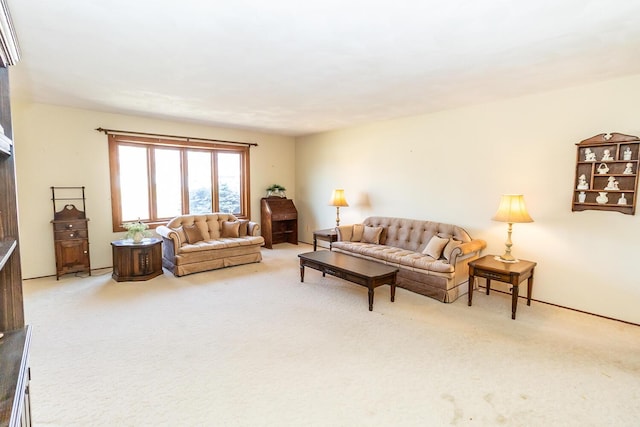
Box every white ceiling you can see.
[7,0,640,136]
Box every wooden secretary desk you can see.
[260,197,298,249]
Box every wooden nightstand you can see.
[468,255,537,319]
[313,228,338,251]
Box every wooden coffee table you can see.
[298,251,398,311]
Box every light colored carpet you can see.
[23,244,640,426]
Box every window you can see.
[108,134,250,231]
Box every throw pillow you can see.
[443,238,462,263]
[351,224,365,242]
[221,220,240,238]
[422,235,449,259]
[184,224,204,244]
[362,225,383,244]
[238,219,250,237]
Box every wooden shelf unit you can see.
[0,5,33,426]
[0,326,32,427]
[572,133,639,215]
[0,67,24,333]
[51,187,91,279]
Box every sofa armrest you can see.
[156,225,182,252]
[449,239,486,265]
[247,221,261,236]
[336,225,353,241]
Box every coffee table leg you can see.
[300,264,305,282]
[368,287,374,311]
[391,283,396,302]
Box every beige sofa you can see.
[333,216,486,302]
[156,213,264,277]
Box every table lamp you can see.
[329,189,348,226]
[492,194,533,263]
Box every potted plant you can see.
[266,184,286,198]
[122,219,150,243]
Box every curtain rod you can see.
[95,127,258,147]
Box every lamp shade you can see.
[329,189,349,207]
[492,194,533,223]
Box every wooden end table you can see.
[313,228,338,251]
[298,251,397,311]
[111,238,163,282]
[468,255,537,319]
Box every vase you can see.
[578,192,586,203]
[133,232,144,243]
[596,192,608,204]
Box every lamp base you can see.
[494,255,520,263]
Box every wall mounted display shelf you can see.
[572,132,639,215]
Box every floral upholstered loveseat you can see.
[156,213,264,277]
[333,216,486,302]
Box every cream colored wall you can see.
[296,73,640,324]
[11,102,296,279]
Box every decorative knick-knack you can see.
[584,148,596,161]
[623,163,634,174]
[617,193,627,205]
[604,176,619,190]
[597,163,609,174]
[578,191,586,203]
[623,147,632,160]
[601,149,613,161]
[596,192,609,204]
[576,174,589,190]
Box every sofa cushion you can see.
[221,220,241,238]
[332,241,455,275]
[238,220,250,237]
[363,216,472,252]
[422,235,448,259]
[174,226,188,245]
[362,225,383,244]
[184,224,204,244]
[351,224,365,242]
[443,238,462,263]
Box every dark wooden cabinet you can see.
[0,64,24,332]
[51,190,91,280]
[111,238,163,281]
[0,6,32,426]
[0,326,32,427]
[261,197,298,249]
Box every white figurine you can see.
[577,174,589,190]
[623,163,634,174]
[584,148,596,161]
[623,147,632,160]
[618,193,627,205]
[601,149,613,161]
[604,176,619,190]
